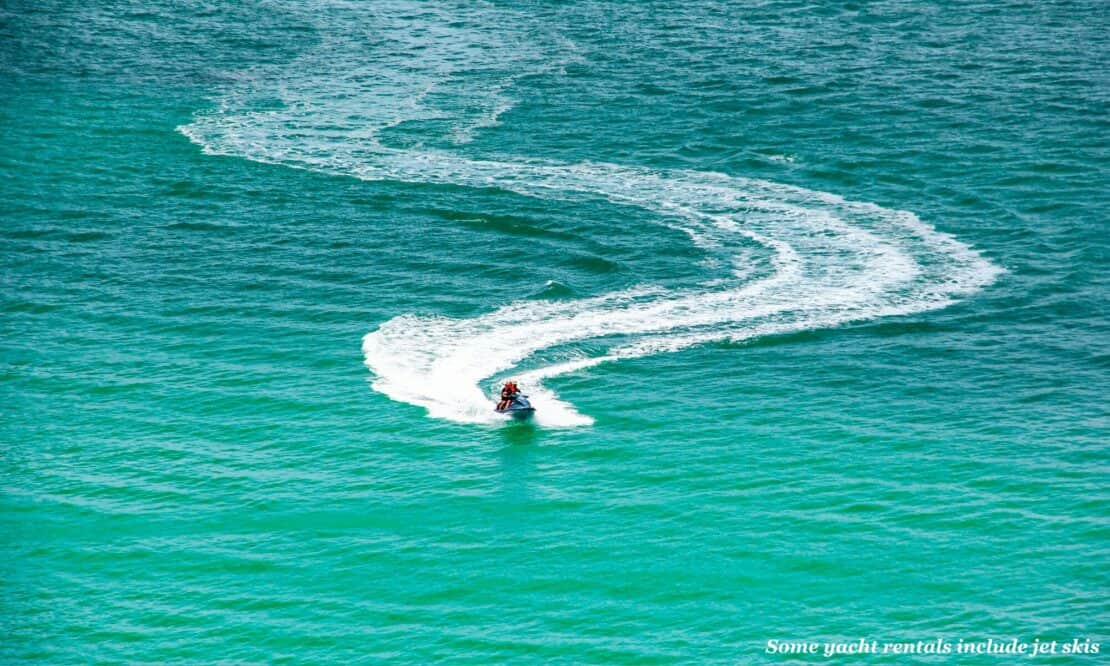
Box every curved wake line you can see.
[184,126,1001,426]
[178,0,1002,427]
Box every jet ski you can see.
[497,394,535,419]
[495,382,535,419]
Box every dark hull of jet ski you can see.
[504,406,535,420]
[496,395,535,419]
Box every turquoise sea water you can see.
[2,1,1108,662]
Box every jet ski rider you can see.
[497,381,520,412]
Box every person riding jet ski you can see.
[495,381,535,418]
[496,381,519,412]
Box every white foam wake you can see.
[179,0,1001,426]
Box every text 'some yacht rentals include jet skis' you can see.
[495,381,535,419]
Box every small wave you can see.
[63,230,112,243]
[530,280,577,300]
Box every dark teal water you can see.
[2,1,1108,662]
